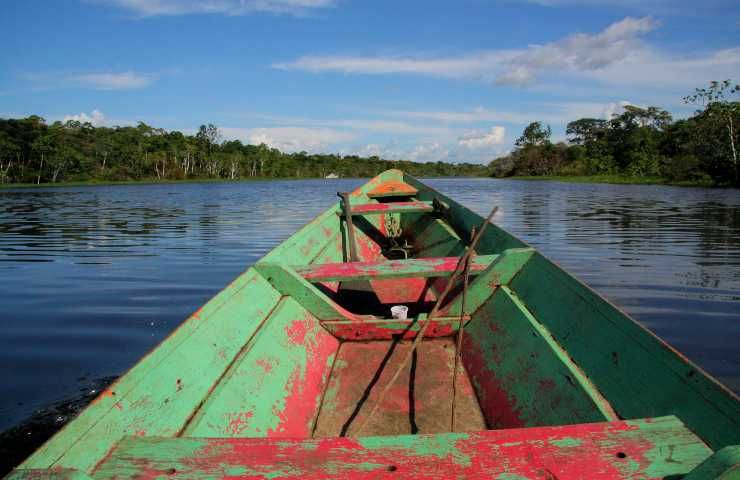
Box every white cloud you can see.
[95,0,335,16]
[584,47,740,90]
[602,100,636,119]
[23,71,157,90]
[274,17,659,85]
[63,109,106,126]
[71,71,157,90]
[458,127,506,149]
[220,126,356,153]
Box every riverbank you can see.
[0,177,293,189]
[508,174,716,187]
[0,174,724,190]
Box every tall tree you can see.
[684,80,740,184]
[515,121,552,147]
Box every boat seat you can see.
[293,254,497,282]
[366,180,419,198]
[90,416,711,479]
[336,200,434,216]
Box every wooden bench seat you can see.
[293,254,496,282]
[90,416,711,479]
[336,200,433,216]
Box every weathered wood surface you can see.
[682,445,740,480]
[90,416,710,479]
[338,200,433,216]
[19,270,283,473]
[312,338,485,437]
[462,286,616,429]
[509,251,740,450]
[294,255,497,282]
[366,180,418,198]
[181,297,338,438]
[321,315,470,340]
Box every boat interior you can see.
[17,169,739,479]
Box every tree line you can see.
[490,80,740,186]
[0,120,487,185]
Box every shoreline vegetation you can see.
[488,80,739,188]
[0,173,720,189]
[1,80,737,189]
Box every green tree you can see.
[684,80,740,185]
[515,121,551,147]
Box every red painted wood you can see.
[96,416,710,479]
[296,256,488,282]
[347,201,433,215]
[366,180,418,198]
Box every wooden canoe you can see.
[10,170,740,479]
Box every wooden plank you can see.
[294,254,497,282]
[93,416,711,480]
[320,315,470,341]
[404,174,526,255]
[313,338,485,438]
[509,251,740,451]
[182,297,339,438]
[336,200,433,216]
[367,180,418,198]
[683,446,740,480]
[254,262,355,321]
[462,286,615,429]
[20,269,282,473]
[441,247,535,317]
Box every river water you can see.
[0,177,738,431]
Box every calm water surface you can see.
[1,178,739,431]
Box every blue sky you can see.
[1,0,739,163]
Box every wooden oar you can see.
[350,205,499,437]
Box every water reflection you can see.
[0,178,738,432]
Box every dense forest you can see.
[0,118,487,185]
[2,80,737,187]
[490,80,740,187]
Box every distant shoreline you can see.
[505,174,717,188]
[0,174,726,190]
[0,176,368,189]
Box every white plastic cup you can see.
[390,305,409,320]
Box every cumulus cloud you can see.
[458,127,506,149]
[95,0,336,16]
[63,109,106,126]
[275,17,659,86]
[220,126,356,153]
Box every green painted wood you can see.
[404,173,526,256]
[6,469,93,480]
[404,214,464,259]
[320,315,468,340]
[294,254,498,282]
[463,286,615,429]
[509,251,740,450]
[20,269,282,473]
[254,263,350,321]
[337,200,434,216]
[683,446,740,480]
[91,416,711,480]
[183,296,339,438]
[443,247,536,316]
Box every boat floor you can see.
[313,338,487,437]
